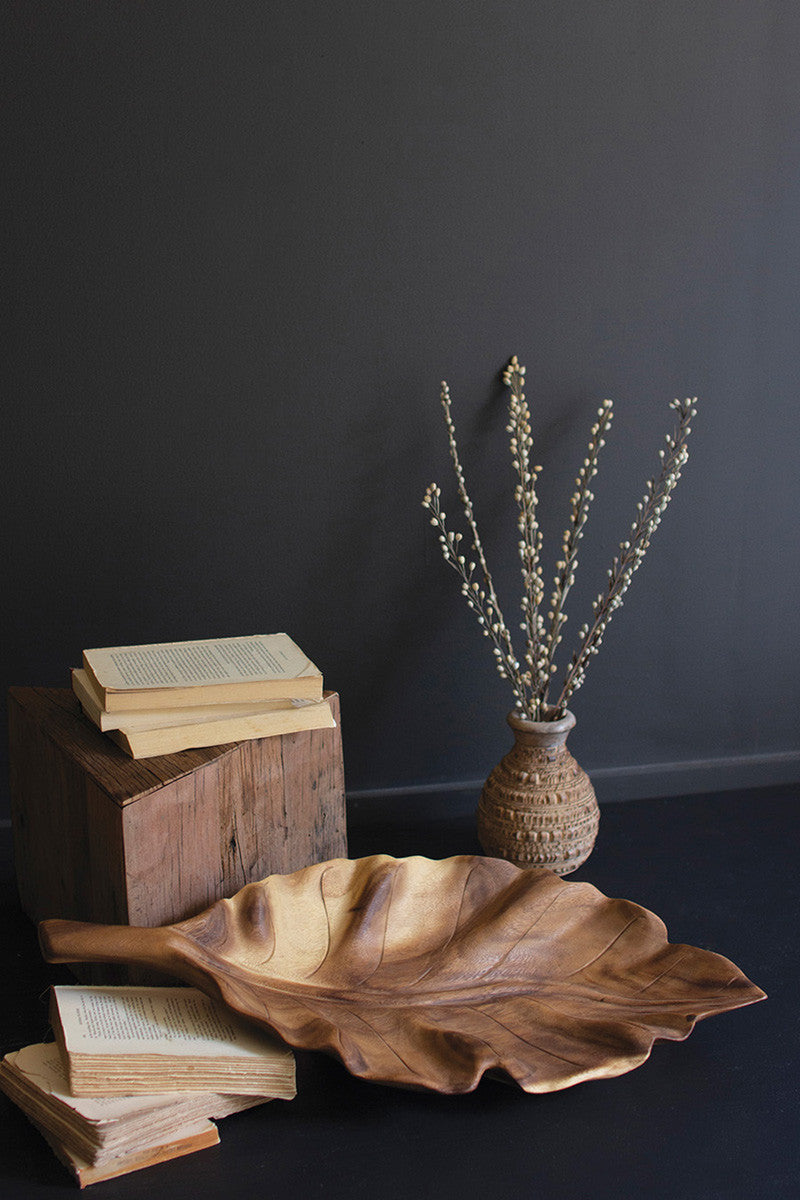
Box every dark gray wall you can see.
[3,1,799,813]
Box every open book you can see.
[82,633,323,712]
[50,985,297,1097]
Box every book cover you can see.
[106,696,336,758]
[37,1117,219,1187]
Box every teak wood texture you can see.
[9,688,347,979]
[40,854,765,1094]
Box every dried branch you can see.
[422,357,696,722]
[423,381,531,707]
[503,357,547,717]
[552,397,696,714]
[540,399,614,709]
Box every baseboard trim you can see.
[2,751,797,828]
[347,749,800,808]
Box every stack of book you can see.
[71,632,335,758]
[0,985,296,1187]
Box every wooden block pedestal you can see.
[8,688,347,981]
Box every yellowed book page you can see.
[72,669,331,732]
[2,1044,186,1124]
[52,986,293,1065]
[37,1118,219,1186]
[3,1044,264,1124]
[83,633,319,693]
[1,1045,269,1164]
[111,696,335,757]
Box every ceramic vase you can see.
[477,709,598,875]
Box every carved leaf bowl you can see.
[39,854,765,1094]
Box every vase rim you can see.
[506,708,576,735]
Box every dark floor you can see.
[1,783,798,1200]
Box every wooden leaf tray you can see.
[39,855,765,1094]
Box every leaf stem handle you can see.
[39,918,179,975]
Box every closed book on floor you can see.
[0,1043,270,1164]
[50,986,297,1097]
[82,633,323,712]
[37,1118,219,1187]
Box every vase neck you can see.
[506,709,575,751]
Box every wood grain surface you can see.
[9,688,347,980]
[40,854,766,1094]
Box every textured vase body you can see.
[477,710,599,875]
